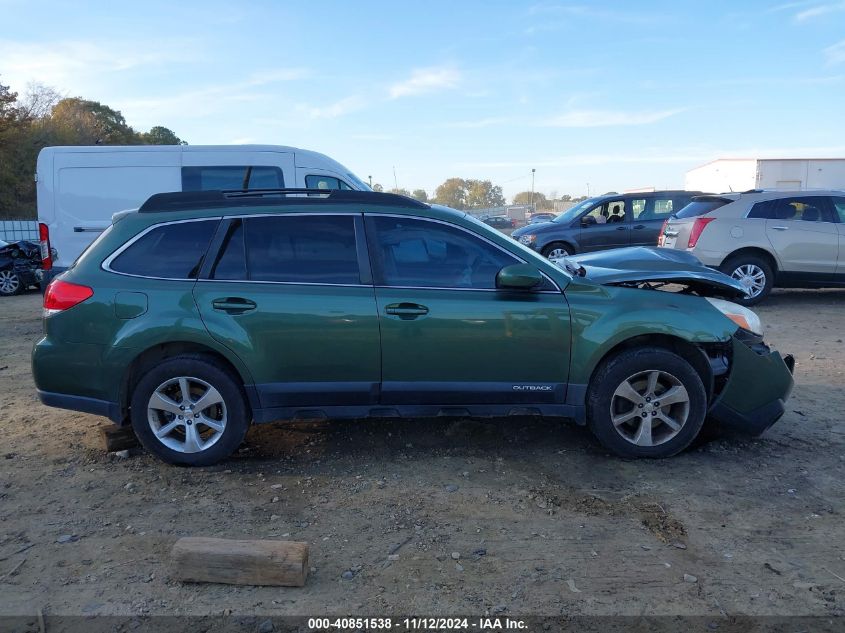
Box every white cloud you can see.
[794,1,845,21]
[825,39,845,65]
[543,108,685,127]
[388,66,461,99]
[302,95,366,119]
[0,39,179,91]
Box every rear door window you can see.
[181,166,284,191]
[242,215,360,284]
[749,196,835,221]
[109,220,217,279]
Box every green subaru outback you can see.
[32,190,795,465]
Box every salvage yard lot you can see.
[1,290,844,617]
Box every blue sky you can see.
[2,0,845,199]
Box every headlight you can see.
[518,234,536,245]
[705,297,762,335]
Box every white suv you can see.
[659,190,845,304]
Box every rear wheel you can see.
[720,254,773,305]
[130,355,250,466]
[542,242,574,261]
[0,270,21,296]
[587,347,707,458]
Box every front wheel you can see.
[587,347,707,458]
[542,242,573,261]
[130,355,250,466]
[0,269,22,296]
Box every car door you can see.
[759,196,839,275]
[630,196,686,247]
[577,199,631,251]
[193,213,381,412]
[365,214,571,407]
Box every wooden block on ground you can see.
[170,537,309,587]
[100,425,139,452]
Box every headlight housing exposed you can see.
[518,234,536,245]
[705,297,762,335]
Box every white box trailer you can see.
[36,145,370,281]
[685,158,845,194]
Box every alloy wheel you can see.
[0,270,20,295]
[147,376,227,453]
[610,369,690,447]
[546,247,570,261]
[731,264,766,299]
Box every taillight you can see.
[43,280,93,313]
[657,219,669,246]
[38,222,52,271]
[688,218,716,249]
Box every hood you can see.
[568,246,746,298]
[512,221,557,236]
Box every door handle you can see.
[615,226,628,231]
[771,226,789,231]
[385,302,429,319]
[633,224,646,230]
[212,297,257,314]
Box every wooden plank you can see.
[100,425,139,452]
[170,537,309,587]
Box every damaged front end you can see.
[564,247,795,436]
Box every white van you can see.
[36,144,369,281]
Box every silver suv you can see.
[659,190,845,304]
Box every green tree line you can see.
[0,79,184,219]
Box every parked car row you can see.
[511,189,845,304]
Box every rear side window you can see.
[750,196,831,221]
[109,220,217,279]
[675,198,730,219]
[181,166,284,191]
[243,215,359,284]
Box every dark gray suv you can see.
[512,191,704,259]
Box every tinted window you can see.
[369,216,520,289]
[110,220,216,279]
[774,196,831,222]
[748,200,778,219]
[182,166,284,191]
[210,220,246,280]
[832,197,845,223]
[676,198,730,219]
[245,215,359,284]
[305,175,353,190]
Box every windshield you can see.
[345,172,372,191]
[0,240,8,248]
[553,198,599,224]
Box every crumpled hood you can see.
[568,246,746,298]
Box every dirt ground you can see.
[0,289,843,619]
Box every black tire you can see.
[130,355,250,466]
[542,242,575,259]
[587,347,707,458]
[719,254,773,306]
[0,270,22,296]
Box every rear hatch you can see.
[659,196,734,250]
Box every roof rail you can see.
[138,188,430,213]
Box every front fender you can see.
[566,280,736,385]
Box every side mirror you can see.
[496,264,543,290]
[581,215,597,227]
